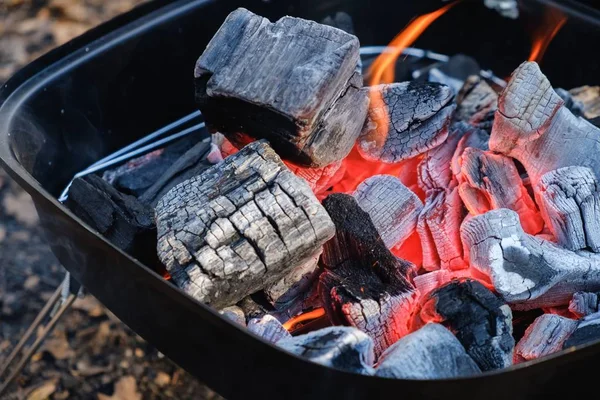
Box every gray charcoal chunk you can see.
[375,323,481,379]
[277,326,375,375]
[247,314,291,343]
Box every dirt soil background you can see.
[0,1,221,398]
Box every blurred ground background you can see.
[0,1,220,398]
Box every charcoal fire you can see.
[319,194,418,356]
[155,140,335,308]
[72,5,600,382]
[417,279,514,371]
[194,8,368,168]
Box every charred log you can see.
[490,62,600,186]
[457,148,543,234]
[320,193,417,356]
[417,188,467,271]
[102,130,206,197]
[156,140,335,308]
[277,326,375,375]
[353,175,423,249]
[515,314,577,361]
[194,8,368,167]
[461,208,600,310]
[536,167,600,252]
[247,314,291,343]
[358,82,455,163]
[139,139,212,206]
[238,296,268,320]
[418,279,514,371]
[65,175,156,267]
[375,323,481,379]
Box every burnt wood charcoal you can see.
[461,208,600,310]
[450,126,490,179]
[515,314,578,361]
[455,75,498,131]
[102,130,206,197]
[417,187,466,271]
[569,85,600,119]
[375,323,481,379]
[194,8,368,167]
[536,167,600,252]
[563,312,600,349]
[418,122,472,192]
[419,279,514,371]
[490,62,600,186]
[283,160,344,197]
[247,314,291,343]
[138,139,212,206]
[277,326,375,375]
[219,305,246,326]
[569,292,600,317]
[66,175,156,267]
[353,175,423,249]
[319,194,417,356]
[156,140,335,308]
[264,250,321,312]
[358,82,455,163]
[457,148,543,234]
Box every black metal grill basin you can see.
[2,0,600,398]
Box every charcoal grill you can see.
[2,0,600,398]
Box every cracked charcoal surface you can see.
[353,175,422,249]
[277,326,375,375]
[417,187,466,271]
[537,167,600,252]
[423,279,514,371]
[455,75,498,131]
[195,8,368,167]
[319,194,417,356]
[515,314,577,361]
[358,82,455,163]
[375,323,481,379]
[156,140,335,309]
[458,148,543,235]
[490,62,600,186]
[461,208,600,310]
[569,292,600,317]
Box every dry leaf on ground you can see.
[98,376,141,400]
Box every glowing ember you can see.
[528,8,567,63]
[283,308,326,331]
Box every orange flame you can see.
[528,8,567,63]
[282,308,326,331]
[368,1,459,86]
